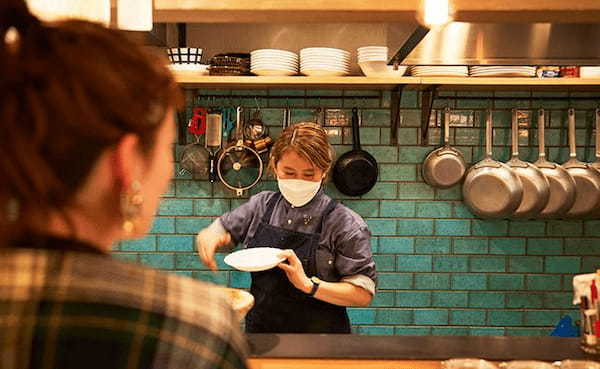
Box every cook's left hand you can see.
[277,250,312,294]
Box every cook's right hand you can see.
[196,228,232,271]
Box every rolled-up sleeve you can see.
[334,226,377,295]
[219,191,272,245]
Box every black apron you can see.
[245,193,351,334]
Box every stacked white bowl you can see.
[300,47,350,76]
[250,49,299,76]
[357,46,407,77]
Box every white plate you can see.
[301,47,350,54]
[251,48,297,56]
[301,66,350,73]
[251,65,298,72]
[252,69,298,76]
[224,247,285,272]
[301,69,349,76]
[251,62,298,69]
[358,56,388,62]
[252,56,298,62]
[301,52,350,58]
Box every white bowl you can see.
[217,287,255,321]
[359,61,407,77]
[168,63,210,75]
[251,55,298,62]
[251,61,298,69]
[301,65,350,73]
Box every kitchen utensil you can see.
[590,109,600,173]
[224,247,285,272]
[506,109,550,218]
[188,107,207,135]
[422,107,467,189]
[564,108,600,218]
[462,110,523,219]
[205,109,223,183]
[222,106,236,142]
[180,134,209,179]
[244,109,269,141]
[534,109,577,218]
[217,107,264,196]
[332,107,378,196]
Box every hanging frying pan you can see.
[590,109,600,173]
[534,109,577,218]
[422,107,467,189]
[506,109,550,219]
[564,108,600,218]
[462,110,523,219]
[332,107,378,196]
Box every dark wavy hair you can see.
[0,0,182,242]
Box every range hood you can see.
[390,22,600,65]
[169,22,600,70]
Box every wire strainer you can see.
[217,107,263,196]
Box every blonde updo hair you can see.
[269,122,335,180]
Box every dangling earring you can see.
[5,198,19,223]
[121,181,143,235]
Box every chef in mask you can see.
[197,122,376,334]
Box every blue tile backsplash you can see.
[114,88,600,336]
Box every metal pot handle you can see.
[596,108,600,159]
[568,108,576,159]
[511,109,520,158]
[444,107,451,147]
[485,109,493,159]
[538,109,546,159]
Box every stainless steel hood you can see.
[390,22,600,65]
[177,22,600,70]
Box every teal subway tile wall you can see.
[115,88,600,336]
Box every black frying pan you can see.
[332,107,378,196]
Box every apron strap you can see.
[315,199,338,233]
[261,192,282,224]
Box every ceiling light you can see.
[118,0,153,31]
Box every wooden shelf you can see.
[174,73,600,90]
[147,0,600,23]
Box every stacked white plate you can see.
[469,66,536,77]
[250,49,299,76]
[580,66,600,78]
[357,46,407,77]
[300,47,350,77]
[409,66,468,77]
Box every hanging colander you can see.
[217,107,263,196]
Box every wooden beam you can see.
[151,0,600,23]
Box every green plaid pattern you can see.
[0,249,248,369]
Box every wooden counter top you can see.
[247,334,593,362]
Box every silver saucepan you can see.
[462,109,523,219]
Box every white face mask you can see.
[277,178,322,207]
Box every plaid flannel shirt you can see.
[0,247,249,369]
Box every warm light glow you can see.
[26,0,110,26]
[118,0,153,31]
[421,0,452,26]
